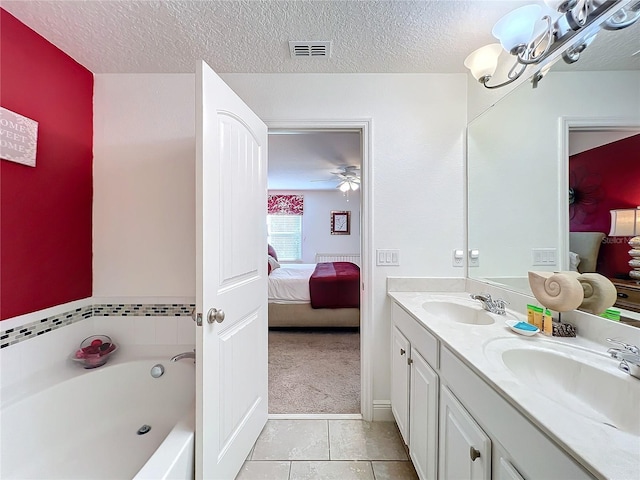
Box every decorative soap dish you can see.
[71,335,117,369]
[505,320,539,336]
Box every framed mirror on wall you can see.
[467,58,640,322]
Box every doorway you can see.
[266,120,372,419]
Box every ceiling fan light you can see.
[350,182,360,191]
[464,43,503,80]
[338,181,350,192]
[492,4,542,53]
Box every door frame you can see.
[558,116,640,270]
[266,118,373,421]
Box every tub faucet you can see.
[171,350,195,363]
[470,293,507,315]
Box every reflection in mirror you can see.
[467,68,640,323]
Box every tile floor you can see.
[236,419,419,480]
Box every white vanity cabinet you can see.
[439,385,491,480]
[391,303,439,480]
[390,299,596,480]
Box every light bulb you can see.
[464,44,503,81]
[492,4,542,53]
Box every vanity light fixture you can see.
[464,0,640,89]
[609,207,640,279]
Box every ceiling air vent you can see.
[289,41,332,58]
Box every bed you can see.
[267,250,360,327]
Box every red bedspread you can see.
[309,262,360,309]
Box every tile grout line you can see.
[326,419,331,461]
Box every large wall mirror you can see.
[467,40,640,320]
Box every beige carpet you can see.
[268,329,360,414]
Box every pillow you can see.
[267,255,280,275]
[268,244,278,261]
[569,251,581,272]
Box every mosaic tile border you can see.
[0,303,195,349]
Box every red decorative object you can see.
[268,195,304,215]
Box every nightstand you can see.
[610,278,640,313]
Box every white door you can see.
[195,60,268,479]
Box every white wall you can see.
[93,72,468,409]
[93,74,196,299]
[269,189,361,264]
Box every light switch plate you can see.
[376,249,400,266]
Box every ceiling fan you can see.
[312,166,361,191]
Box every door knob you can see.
[207,308,225,324]
[470,447,481,462]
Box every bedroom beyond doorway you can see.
[267,126,364,416]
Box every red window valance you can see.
[268,194,304,215]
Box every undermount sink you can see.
[485,338,640,435]
[421,301,495,325]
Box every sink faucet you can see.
[470,293,508,315]
[607,339,640,380]
[171,350,195,363]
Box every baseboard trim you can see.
[372,400,394,422]
[268,413,363,420]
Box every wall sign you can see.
[0,107,38,167]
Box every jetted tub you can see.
[1,353,195,479]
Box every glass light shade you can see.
[464,44,503,80]
[609,208,640,236]
[350,182,360,191]
[544,0,568,10]
[338,181,350,192]
[492,4,542,52]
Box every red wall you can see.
[1,9,93,319]
[569,134,640,278]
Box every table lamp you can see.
[609,207,640,280]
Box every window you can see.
[267,215,302,262]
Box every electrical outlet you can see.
[468,249,480,267]
[453,249,464,267]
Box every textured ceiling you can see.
[2,0,639,74]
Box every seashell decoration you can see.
[575,273,617,315]
[527,271,584,312]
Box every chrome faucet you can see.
[470,293,508,315]
[171,350,195,363]
[607,339,640,380]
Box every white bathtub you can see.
[0,354,195,479]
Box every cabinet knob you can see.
[470,447,481,462]
[617,292,629,299]
[400,348,406,356]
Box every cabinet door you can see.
[439,386,491,480]
[391,325,411,444]
[409,349,438,480]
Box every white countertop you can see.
[388,291,640,480]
